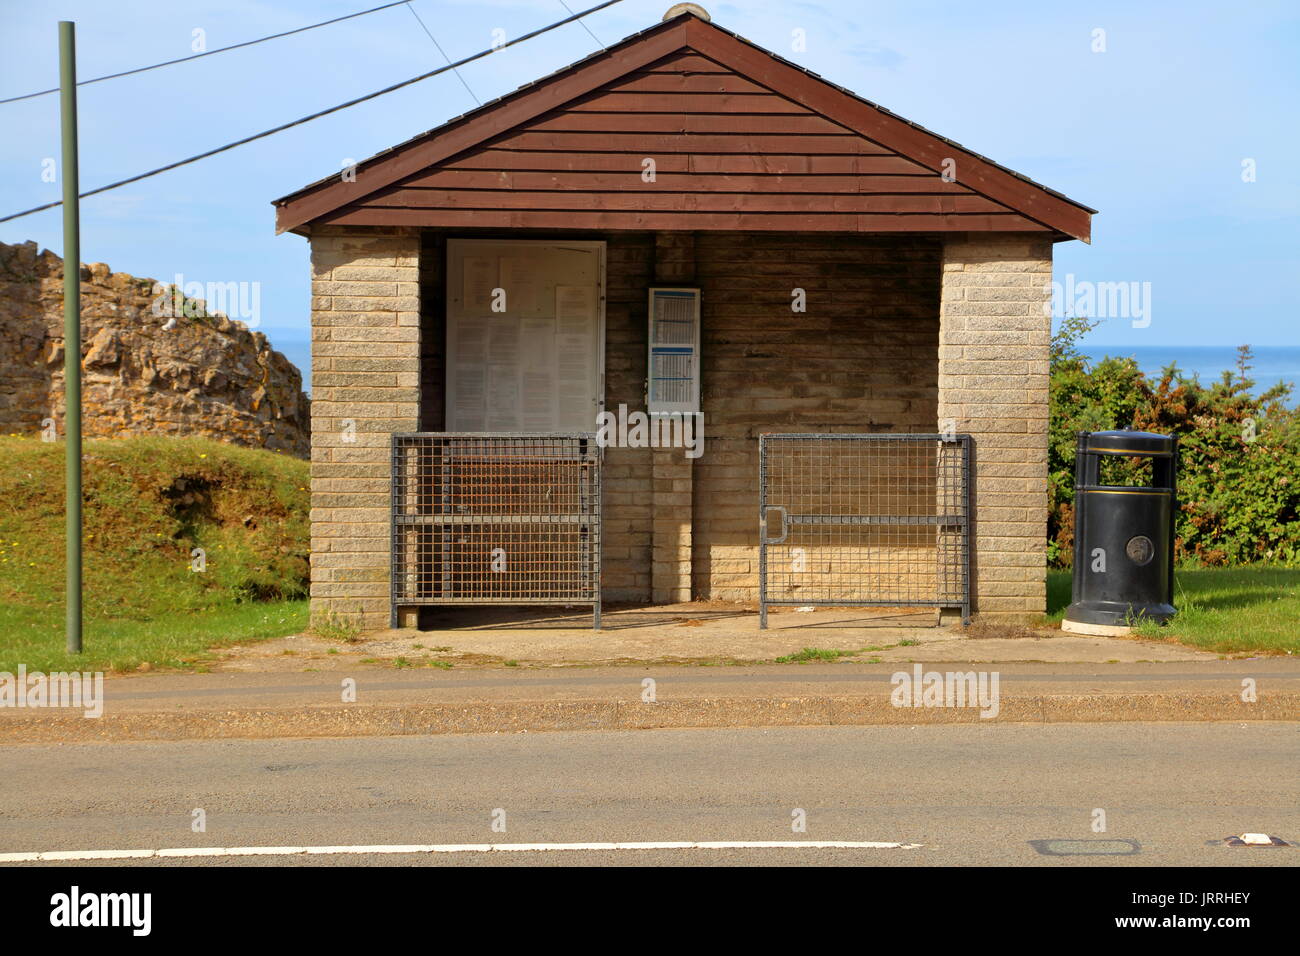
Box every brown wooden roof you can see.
[274,12,1094,241]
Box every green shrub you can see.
[1049,318,1300,567]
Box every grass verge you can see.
[1046,566,1299,656]
[0,599,308,674]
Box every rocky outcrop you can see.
[0,240,308,457]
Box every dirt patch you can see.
[963,619,1060,640]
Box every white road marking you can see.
[0,840,921,862]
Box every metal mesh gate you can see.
[391,433,601,628]
[759,434,971,626]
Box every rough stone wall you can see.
[938,234,1053,620]
[308,226,421,630]
[0,240,308,456]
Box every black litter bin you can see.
[1063,430,1177,632]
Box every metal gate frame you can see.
[390,433,602,629]
[758,433,971,627]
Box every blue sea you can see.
[1083,346,1300,403]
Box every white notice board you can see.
[446,240,605,433]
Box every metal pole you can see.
[60,21,82,654]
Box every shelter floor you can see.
[215,602,1218,670]
[423,601,942,632]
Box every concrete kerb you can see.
[3,693,1297,745]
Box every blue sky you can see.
[2,0,1297,390]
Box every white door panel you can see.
[446,239,605,433]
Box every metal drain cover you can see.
[1029,839,1141,856]
[1222,833,1291,848]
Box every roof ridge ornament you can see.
[663,3,710,21]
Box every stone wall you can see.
[691,232,943,601]
[0,240,308,456]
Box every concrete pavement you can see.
[1,724,1295,866]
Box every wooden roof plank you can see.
[565,91,815,114]
[484,131,888,154]
[355,189,1007,214]
[441,151,921,173]
[314,206,1049,232]
[521,112,850,135]
[604,72,774,93]
[638,52,731,72]
[397,164,936,189]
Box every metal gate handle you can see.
[762,505,789,544]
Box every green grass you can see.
[0,434,310,673]
[1046,566,1300,656]
[0,600,308,674]
[774,647,859,663]
[311,611,361,644]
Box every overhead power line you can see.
[556,0,608,51]
[0,0,625,224]
[404,1,480,105]
[0,1,412,105]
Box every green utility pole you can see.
[60,21,82,654]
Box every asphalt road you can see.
[1,723,1296,866]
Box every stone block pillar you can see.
[652,448,693,603]
[938,234,1052,621]
[307,226,421,631]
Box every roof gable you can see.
[274,13,1093,240]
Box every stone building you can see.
[272,9,1094,631]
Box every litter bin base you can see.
[1061,618,1134,637]
[1064,599,1176,630]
